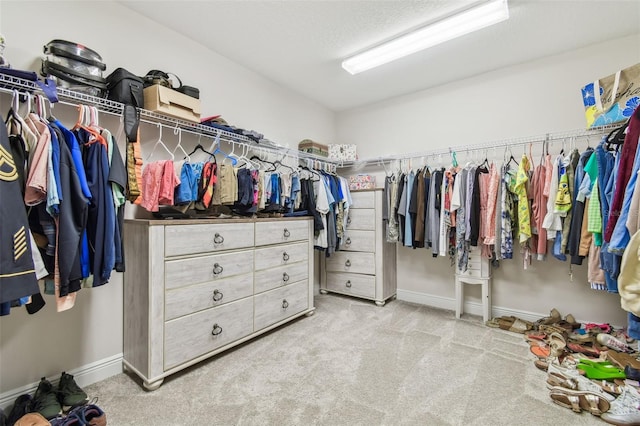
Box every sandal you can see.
[549,389,611,416]
[530,343,551,359]
[535,308,562,327]
[539,324,568,339]
[564,314,581,330]
[594,379,623,395]
[577,363,626,380]
[607,351,640,370]
[524,330,546,342]
[486,316,534,334]
[567,342,601,357]
[546,372,578,390]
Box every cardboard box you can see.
[349,174,376,190]
[298,139,328,157]
[143,84,201,123]
[329,144,357,161]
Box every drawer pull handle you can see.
[283,252,290,262]
[282,299,289,309]
[345,280,352,288]
[345,237,352,245]
[211,324,223,336]
[212,289,223,302]
[213,233,224,244]
[283,228,290,238]
[345,260,351,267]
[212,263,224,275]
[282,272,290,282]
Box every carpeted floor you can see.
[85,295,604,425]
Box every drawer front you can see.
[254,280,309,331]
[255,220,309,246]
[350,191,375,209]
[254,261,309,294]
[325,251,375,275]
[325,272,375,298]
[342,230,375,253]
[164,298,253,369]
[165,272,253,321]
[346,209,375,231]
[457,268,489,279]
[165,250,254,288]
[165,222,254,257]
[254,242,308,271]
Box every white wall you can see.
[0,0,335,398]
[336,34,640,327]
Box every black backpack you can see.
[106,68,144,108]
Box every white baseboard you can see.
[396,289,544,324]
[0,353,123,410]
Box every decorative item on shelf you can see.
[298,139,328,157]
[41,39,107,97]
[0,33,9,67]
[328,144,357,161]
[581,62,640,129]
[349,174,376,190]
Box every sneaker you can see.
[32,377,62,420]
[68,404,106,426]
[57,372,88,410]
[6,394,33,426]
[602,386,640,425]
[599,333,634,353]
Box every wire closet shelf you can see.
[0,72,339,171]
[337,124,623,169]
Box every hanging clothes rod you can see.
[339,124,622,167]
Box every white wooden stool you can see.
[455,247,491,322]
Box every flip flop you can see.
[549,388,611,416]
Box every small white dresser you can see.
[320,189,397,306]
[123,217,314,390]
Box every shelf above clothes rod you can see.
[0,72,339,169]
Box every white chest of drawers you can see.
[320,189,397,306]
[123,217,314,390]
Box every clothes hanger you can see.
[186,133,216,160]
[606,121,628,148]
[171,128,190,162]
[210,132,238,166]
[146,123,174,161]
[236,145,259,169]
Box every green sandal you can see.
[577,362,626,380]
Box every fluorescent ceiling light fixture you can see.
[342,0,509,75]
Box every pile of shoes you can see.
[4,372,106,426]
[520,308,640,425]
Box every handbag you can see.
[106,68,144,107]
[582,63,640,128]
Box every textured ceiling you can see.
[119,0,640,112]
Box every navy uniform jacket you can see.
[0,121,39,303]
